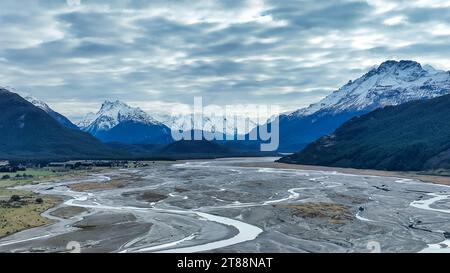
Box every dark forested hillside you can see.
[0,88,122,160]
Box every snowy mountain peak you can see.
[292,60,450,117]
[364,60,426,81]
[100,100,128,111]
[377,60,421,71]
[79,100,162,132]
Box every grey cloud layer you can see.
[0,0,449,120]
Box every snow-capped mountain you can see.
[79,100,172,144]
[155,113,260,136]
[79,100,163,132]
[291,60,450,117]
[25,96,79,130]
[253,60,450,152]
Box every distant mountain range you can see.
[0,88,249,161]
[279,94,450,171]
[0,89,265,160]
[3,59,450,164]
[0,88,121,160]
[155,113,259,136]
[77,100,262,145]
[252,60,450,152]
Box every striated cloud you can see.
[0,0,449,121]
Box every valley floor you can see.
[0,157,449,253]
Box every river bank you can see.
[238,161,450,186]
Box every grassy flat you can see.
[0,168,70,238]
[0,196,60,238]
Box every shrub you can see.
[9,195,21,202]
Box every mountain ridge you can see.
[0,88,122,160]
[25,96,79,130]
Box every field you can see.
[0,168,77,238]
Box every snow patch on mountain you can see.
[25,96,55,113]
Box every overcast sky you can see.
[1,0,450,121]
